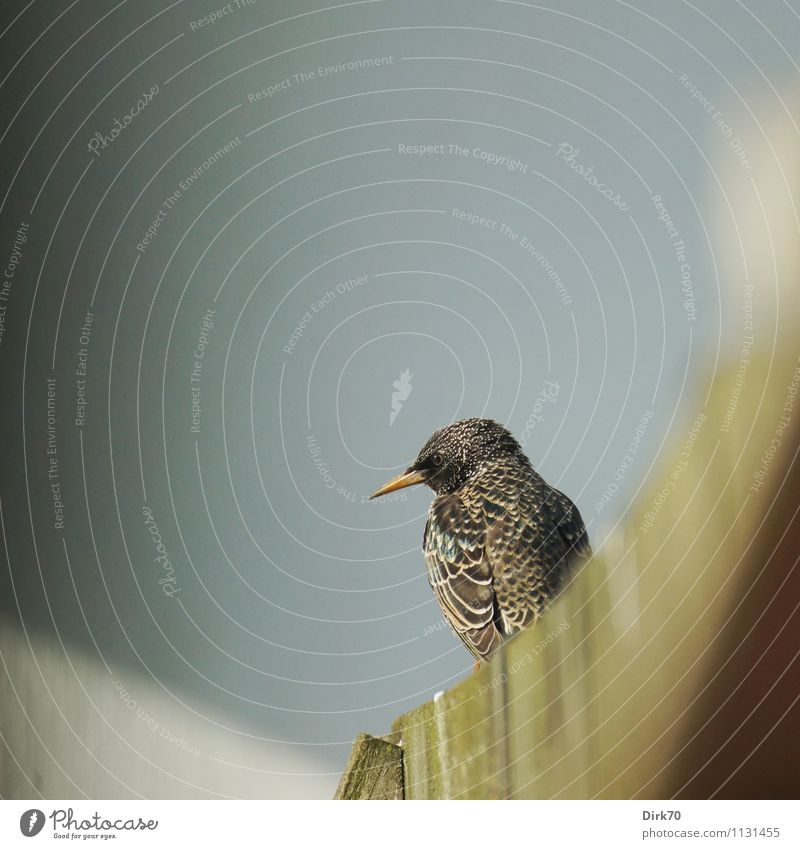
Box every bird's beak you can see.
[369,468,428,499]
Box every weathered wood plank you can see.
[339,353,800,799]
[334,733,403,800]
[392,700,440,799]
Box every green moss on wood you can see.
[334,733,403,800]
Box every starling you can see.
[370,418,591,662]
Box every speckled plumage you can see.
[373,418,591,662]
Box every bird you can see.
[370,418,591,664]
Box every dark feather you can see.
[423,457,591,660]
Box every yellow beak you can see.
[369,468,428,499]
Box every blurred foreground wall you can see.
[0,619,337,799]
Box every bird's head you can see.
[370,417,524,498]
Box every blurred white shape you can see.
[390,369,413,426]
[0,619,338,799]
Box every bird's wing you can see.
[550,486,592,561]
[423,494,503,661]
[484,468,592,636]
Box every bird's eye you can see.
[431,452,443,466]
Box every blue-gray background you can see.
[0,0,797,798]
